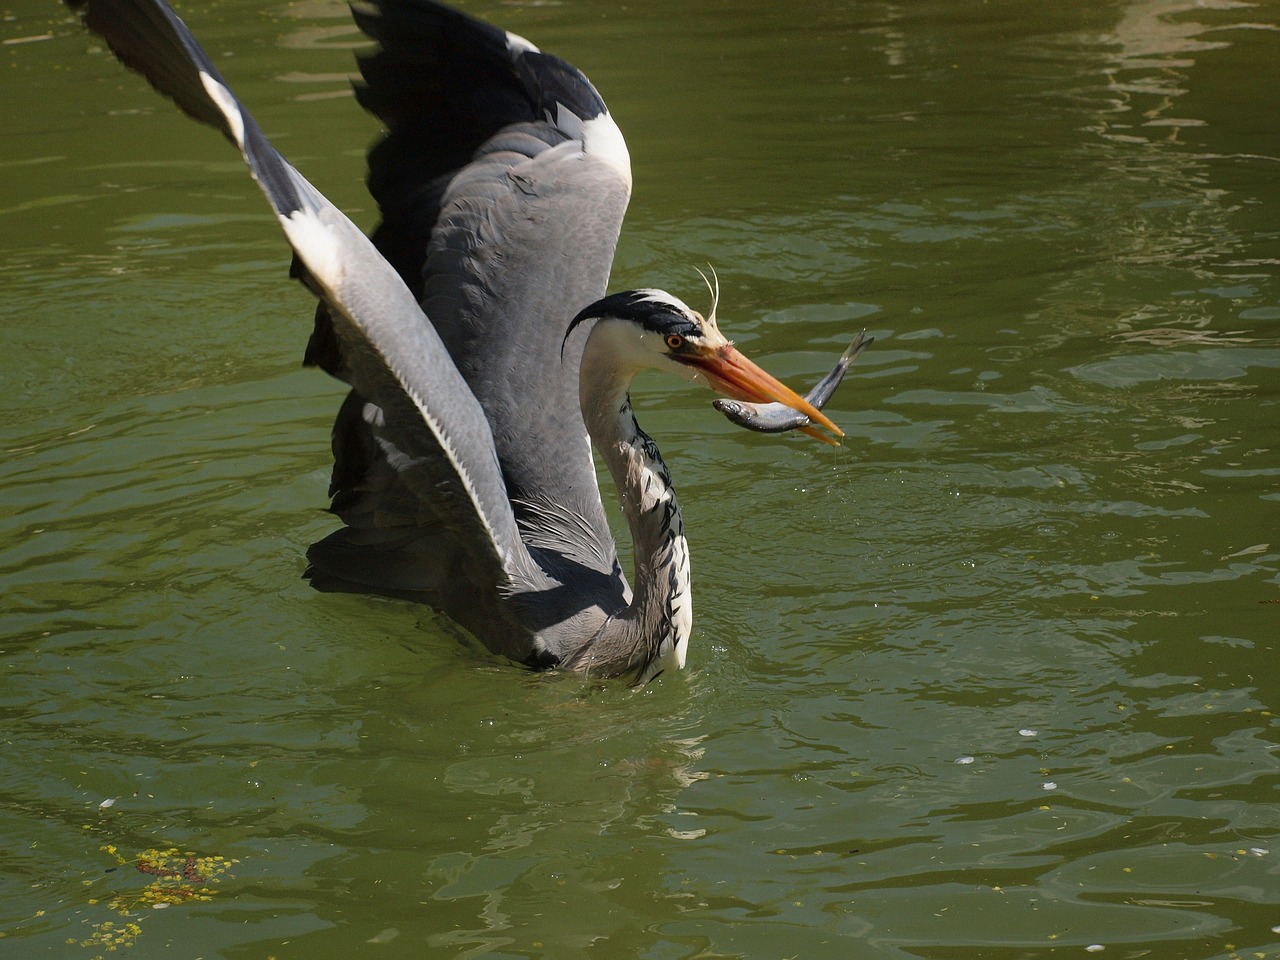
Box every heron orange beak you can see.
[679,345,844,440]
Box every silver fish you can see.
[714,330,872,443]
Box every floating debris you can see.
[77,845,239,957]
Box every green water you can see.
[2,0,1278,957]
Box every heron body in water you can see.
[67,0,861,683]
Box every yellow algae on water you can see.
[76,845,240,959]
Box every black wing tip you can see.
[353,0,512,57]
[355,0,607,125]
[66,0,236,137]
[71,0,310,221]
[520,51,608,124]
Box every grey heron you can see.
[67,0,857,683]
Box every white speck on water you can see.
[98,798,115,809]
[955,756,975,765]
[1043,781,1058,790]
[1019,729,1037,737]
[1086,946,1105,953]
[152,902,170,910]
[1248,847,1269,857]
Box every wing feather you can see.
[67,0,529,591]
[352,1,634,571]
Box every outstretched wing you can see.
[66,0,531,597]
[342,0,635,580]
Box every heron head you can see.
[566,288,843,439]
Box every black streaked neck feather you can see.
[567,374,692,682]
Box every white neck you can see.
[564,329,693,682]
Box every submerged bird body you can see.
[67,0,852,682]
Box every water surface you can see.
[2,1,1277,958]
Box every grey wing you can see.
[714,331,873,432]
[343,1,634,580]
[421,122,631,572]
[67,0,530,594]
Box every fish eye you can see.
[664,333,686,350]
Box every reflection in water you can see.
[1102,0,1232,128]
[1040,0,1278,322]
[226,671,717,957]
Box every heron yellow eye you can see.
[664,334,685,350]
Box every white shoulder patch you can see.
[505,30,539,55]
[199,71,245,149]
[581,111,632,184]
[281,206,343,289]
[546,104,631,185]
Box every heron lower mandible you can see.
[67,0,860,683]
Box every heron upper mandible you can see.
[67,0,858,683]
